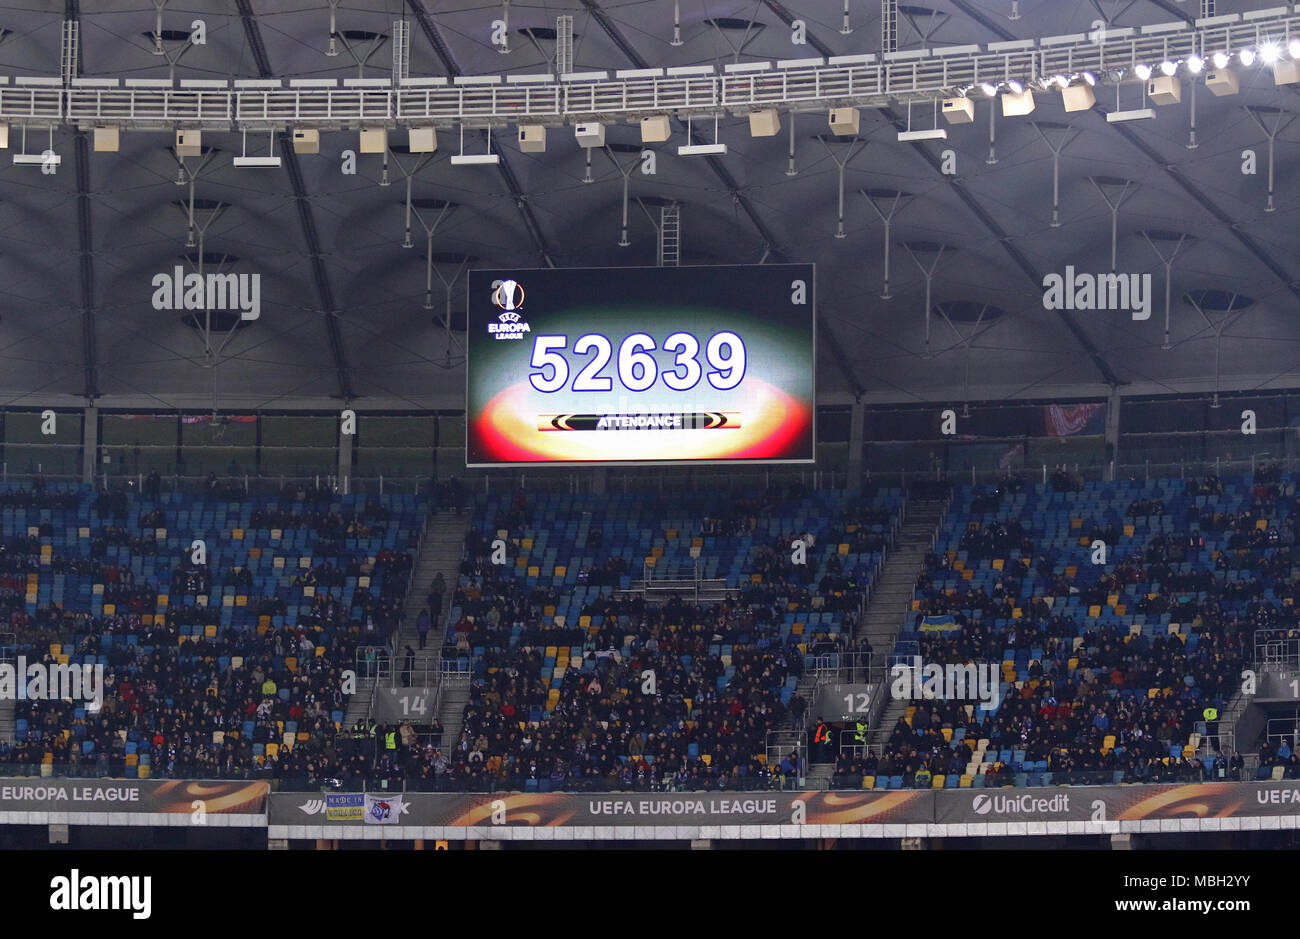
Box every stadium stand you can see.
[0,483,423,782]
[417,483,903,792]
[830,471,1297,790]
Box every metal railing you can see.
[9,9,1292,129]
[1256,630,1300,672]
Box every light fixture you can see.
[450,123,500,164]
[93,125,119,152]
[1290,39,1300,59]
[1186,55,1204,74]
[292,128,320,153]
[449,153,500,165]
[359,128,387,153]
[1001,88,1034,117]
[1274,59,1300,85]
[1107,108,1156,123]
[1160,60,1177,77]
[1006,80,1024,94]
[574,122,605,147]
[748,109,780,137]
[1080,72,1097,86]
[518,125,546,153]
[1051,74,1069,89]
[1147,75,1181,105]
[233,128,281,168]
[1239,48,1256,66]
[1212,51,1230,69]
[408,126,437,152]
[828,108,860,135]
[942,97,975,123]
[678,115,727,156]
[13,125,59,166]
[1261,42,1280,64]
[1134,64,1152,80]
[175,129,202,157]
[1205,67,1240,96]
[978,81,997,96]
[641,116,671,143]
[1061,83,1096,112]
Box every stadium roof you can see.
[1,0,1299,412]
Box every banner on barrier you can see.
[272,781,1300,829]
[0,779,268,815]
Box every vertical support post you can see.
[1105,389,1121,482]
[338,424,353,495]
[82,404,98,483]
[848,400,864,488]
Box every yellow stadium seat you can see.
[959,774,973,788]
[579,615,591,627]
[232,528,244,540]
[543,605,555,617]
[701,754,711,766]
[1088,605,1101,617]
[791,623,804,635]
[204,625,217,637]
[49,643,61,656]
[285,657,297,672]
[863,776,876,789]
[266,743,279,759]
[932,775,946,788]
[651,546,663,557]
[941,727,953,741]
[838,543,850,555]
[1257,518,1269,531]
[521,537,534,550]
[554,566,566,578]
[528,566,540,577]
[992,558,1004,571]
[1123,524,1135,537]
[138,766,150,779]
[1065,565,1077,578]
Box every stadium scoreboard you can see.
[466,264,815,466]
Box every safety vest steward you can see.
[1203,707,1219,722]
[385,731,397,749]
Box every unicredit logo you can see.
[972,793,1070,816]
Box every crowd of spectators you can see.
[832,473,1294,790]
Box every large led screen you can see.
[466,264,815,466]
